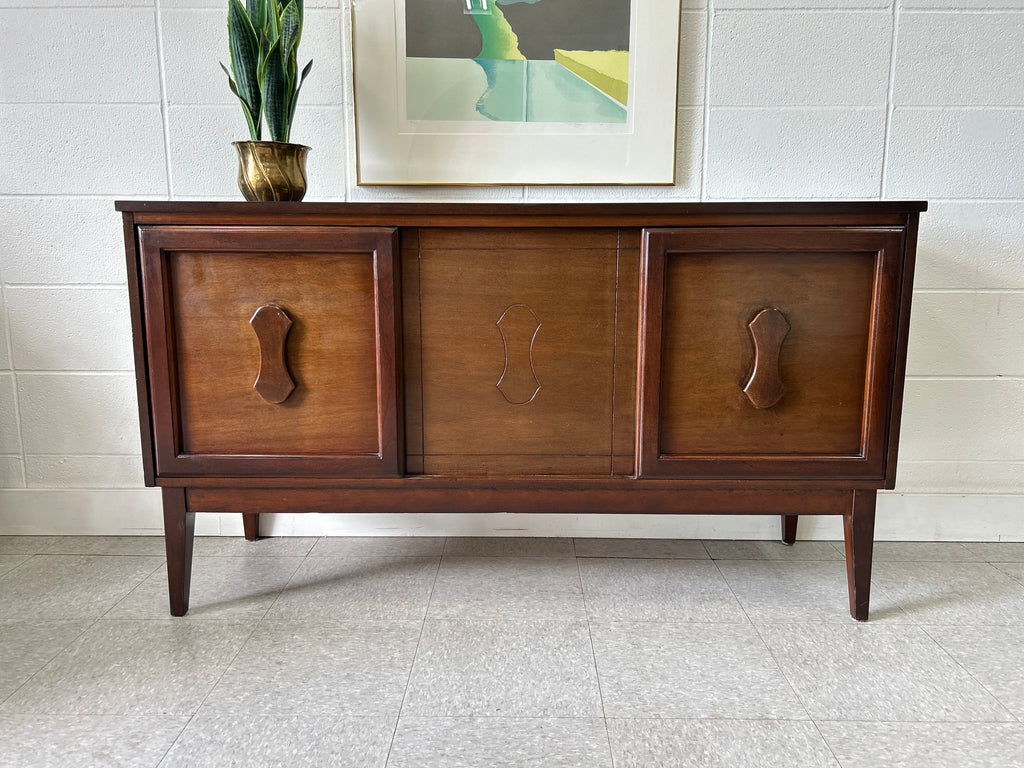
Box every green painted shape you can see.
[471,5,525,60]
[406,57,489,121]
[553,49,628,105]
[475,59,527,121]
[525,60,626,123]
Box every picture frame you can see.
[352,0,682,185]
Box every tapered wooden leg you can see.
[242,512,261,541]
[162,487,195,617]
[781,514,798,545]
[843,490,876,622]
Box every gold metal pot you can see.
[232,140,310,202]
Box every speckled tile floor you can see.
[1,535,1023,767]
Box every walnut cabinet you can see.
[118,201,925,620]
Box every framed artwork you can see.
[352,0,682,185]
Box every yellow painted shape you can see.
[553,49,629,105]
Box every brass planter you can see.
[233,140,310,202]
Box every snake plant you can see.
[221,0,313,143]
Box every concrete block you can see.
[6,287,134,371]
[717,0,889,7]
[907,292,1024,377]
[707,107,885,198]
[915,202,1024,290]
[17,373,141,455]
[896,461,1024,494]
[26,455,145,489]
[710,11,891,106]
[896,12,1024,106]
[162,8,343,107]
[678,11,707,107]
[0,8,159,103]
[0,374,21,454]
[0,197,128,285]
[167,105,349,200]
[0,105,167,195]
[886,108,1024,198]
[0,457,25,488]
[898,379,1024,462]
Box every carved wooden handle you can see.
[250,304,295,404]
[743,307,790,409]
[496,304,542,405]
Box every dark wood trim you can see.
[123,212,156,486]
[242,512,260,541]
[781,514,799,545]
[844,489,877,621]
[162,487,194,617]
[186,487,851,516]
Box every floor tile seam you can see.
[187,619,263,724]
[0,615,101,713]
[917,623,1022,722]
[726,563,815,724]
[387,557,440,768]
[152,712,194,768]
[94,558,171,621]
[576,555,612,752]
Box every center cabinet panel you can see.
[638,227,906,480]
[409,228,638,476]
[138,226,402,477]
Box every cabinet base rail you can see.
[161,486,876,621]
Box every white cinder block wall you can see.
[0,0,1021,540]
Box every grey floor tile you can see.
[579,558,747,623]
[0,621,92,702]
[202,621,421,716]
[443,537,575,558]
[44,536,167,556]
[0,536,61,555]
[591,622,806,719]
[993,561,1024,586]
[574,538,708,559]
[961,542,1024,562]
[404,620,602,717]
[388,717,611,768]
[0,554,29,577]
[109,556,306,621]
[869,542,976,561]
[191,536,319,557]
[309,536,444,557]
[817,721,1024,768]
[716,560,909,624]
[158,714,396,768]
[873,561,1024,624]
[759,623,1014,722]
[266,556,438,621]
[925,624,1024,720]
[705,540,843,561]
[0,714,188,768]
[0,620,253,715]
[607,719,841,768]
[0,555,165,620]
[427,557,586,620]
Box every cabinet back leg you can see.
[843,490,876,621]
[162,487,195,617]
[781,514,798,545]
[243,512,261,541]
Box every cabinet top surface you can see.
[116,200,927,226]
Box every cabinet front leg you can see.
[162,487,195,617]
[781,514,798,545]
[843,490,876,622]
[242,512,260,541]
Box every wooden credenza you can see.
[118,201,925,619]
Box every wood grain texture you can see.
[138,226,403,477]
[743,307,790,409]
[844,490,877,621]
[162,487,194,617]
[249,304,295,404]
[638,227,905,480]
[417,229,619,473]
